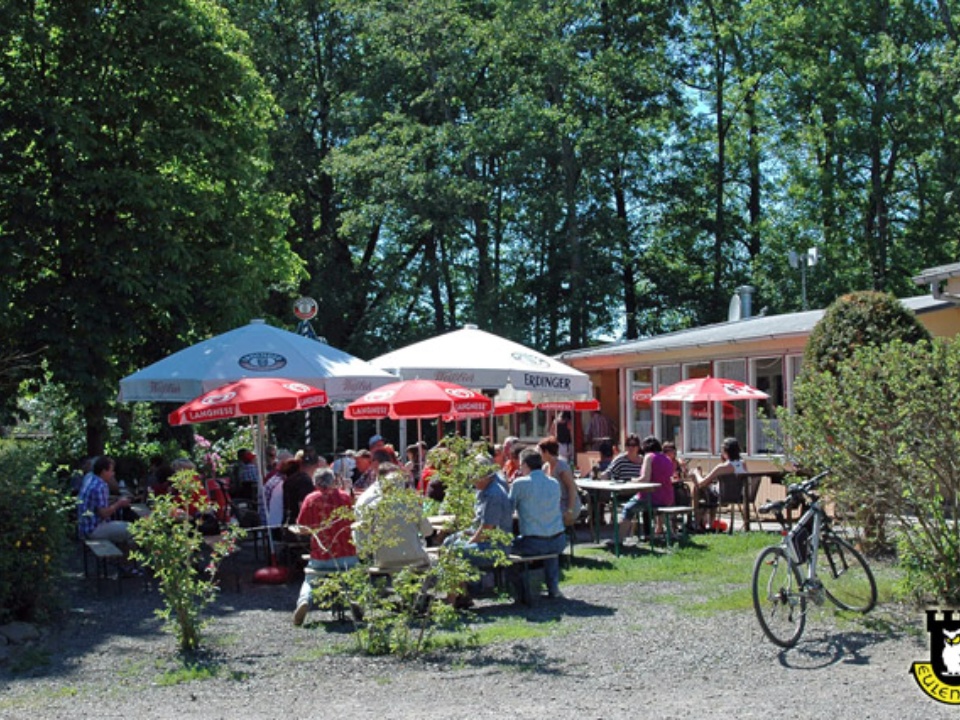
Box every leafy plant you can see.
[130,470,244,653]
[779,337,960,603]
[803,290,930,376]
[0,442,75,623]
[309,438,508,657]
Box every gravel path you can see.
[0,555,951,720]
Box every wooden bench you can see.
[82,539,124,593]
[497,553,560,607]
[655,506,695,547]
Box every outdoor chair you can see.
[716,474,762,533]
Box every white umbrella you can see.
[119,319,396,403]
[370,324,591,445]
[370,324,591,396]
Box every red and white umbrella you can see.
[650,376,769,403]
[167,377,328,426]
[344,379,492,420]
[538,398,600,412]
[167,377,329,585]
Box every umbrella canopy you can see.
[119,319,395,403]
[444,398,535,422]
[167,378,328,426]
[369,324,591,396]
[344,379,493,420]
[538,398,600,412]
[650,376,769,403]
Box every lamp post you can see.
[788,248,819,311]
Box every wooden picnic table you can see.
[575,479,659,557]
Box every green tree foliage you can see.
[0,1,301,453]
[0,443,76,623]
[778,338,960,603]
[803,290,931,375]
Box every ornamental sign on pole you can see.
[293,297,318,321]
[293,297,321,445]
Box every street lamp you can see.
[789,248,819,311]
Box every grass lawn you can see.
[563,531,904,615]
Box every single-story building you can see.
[557,267,960,474]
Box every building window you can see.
[753,357,784,454]
[655,365,681,447]
[630,368,654,440]
[715,359,748,454]
[685,362,711,452]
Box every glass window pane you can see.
[655,365,681,448]
[754,357,784,454]
[685,363,711,452]
[716,360,747,451]
[631,368,654,440]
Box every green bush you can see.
[779,338,960,603]
[0,443,76,623]
[803,290,930,376]
[130,471,243,653]
[311,438,507,657]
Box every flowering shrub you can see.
[130,470,244,652]
[0,443,75,623]
[191,427,256,479]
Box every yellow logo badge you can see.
[911,610,960,704]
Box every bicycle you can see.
[751,470,877,648]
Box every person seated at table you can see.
[284,447,323,526]
[443,456,514,608]
[500,436,520,480]
[77,455,141,575]
[354,464,435,571]
[663,441,694,509]
[617,436,674,541]
[537,436,583,528]
[692,437,747,531]
[596,441,615,473]
[601,433,644,482]
[293,467,358,626]
[509,448,567,599]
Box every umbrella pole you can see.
[254,413,288,584]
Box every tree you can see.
[793,289,931,552]
[803,290,931,376]
[0,1,301,454]
[779,338,960,603]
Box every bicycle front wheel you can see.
[819,535,877,613]
[752,545,806,648]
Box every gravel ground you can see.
[0,547,952,720]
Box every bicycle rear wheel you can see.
[819,535,877,613]
[752,545,806,648]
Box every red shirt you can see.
[296,487,356,561]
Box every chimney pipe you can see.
[736,286,754,319]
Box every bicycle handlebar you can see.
[758,469,830,516]
[785,469,830,499]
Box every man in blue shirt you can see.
[509,448,566,598]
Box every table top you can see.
[576,479,659,494]
[427,514,456,528]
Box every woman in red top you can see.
[293,467,357,626]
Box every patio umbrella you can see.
[651,376,766,452]
[649,376,769,403]
[370,324,591,444]
[167,378,328,426]
[344,379,493,420]
[120,319,395,404]
[370,324,591,396]
[168,377,331,584]
[345,379,493,449]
